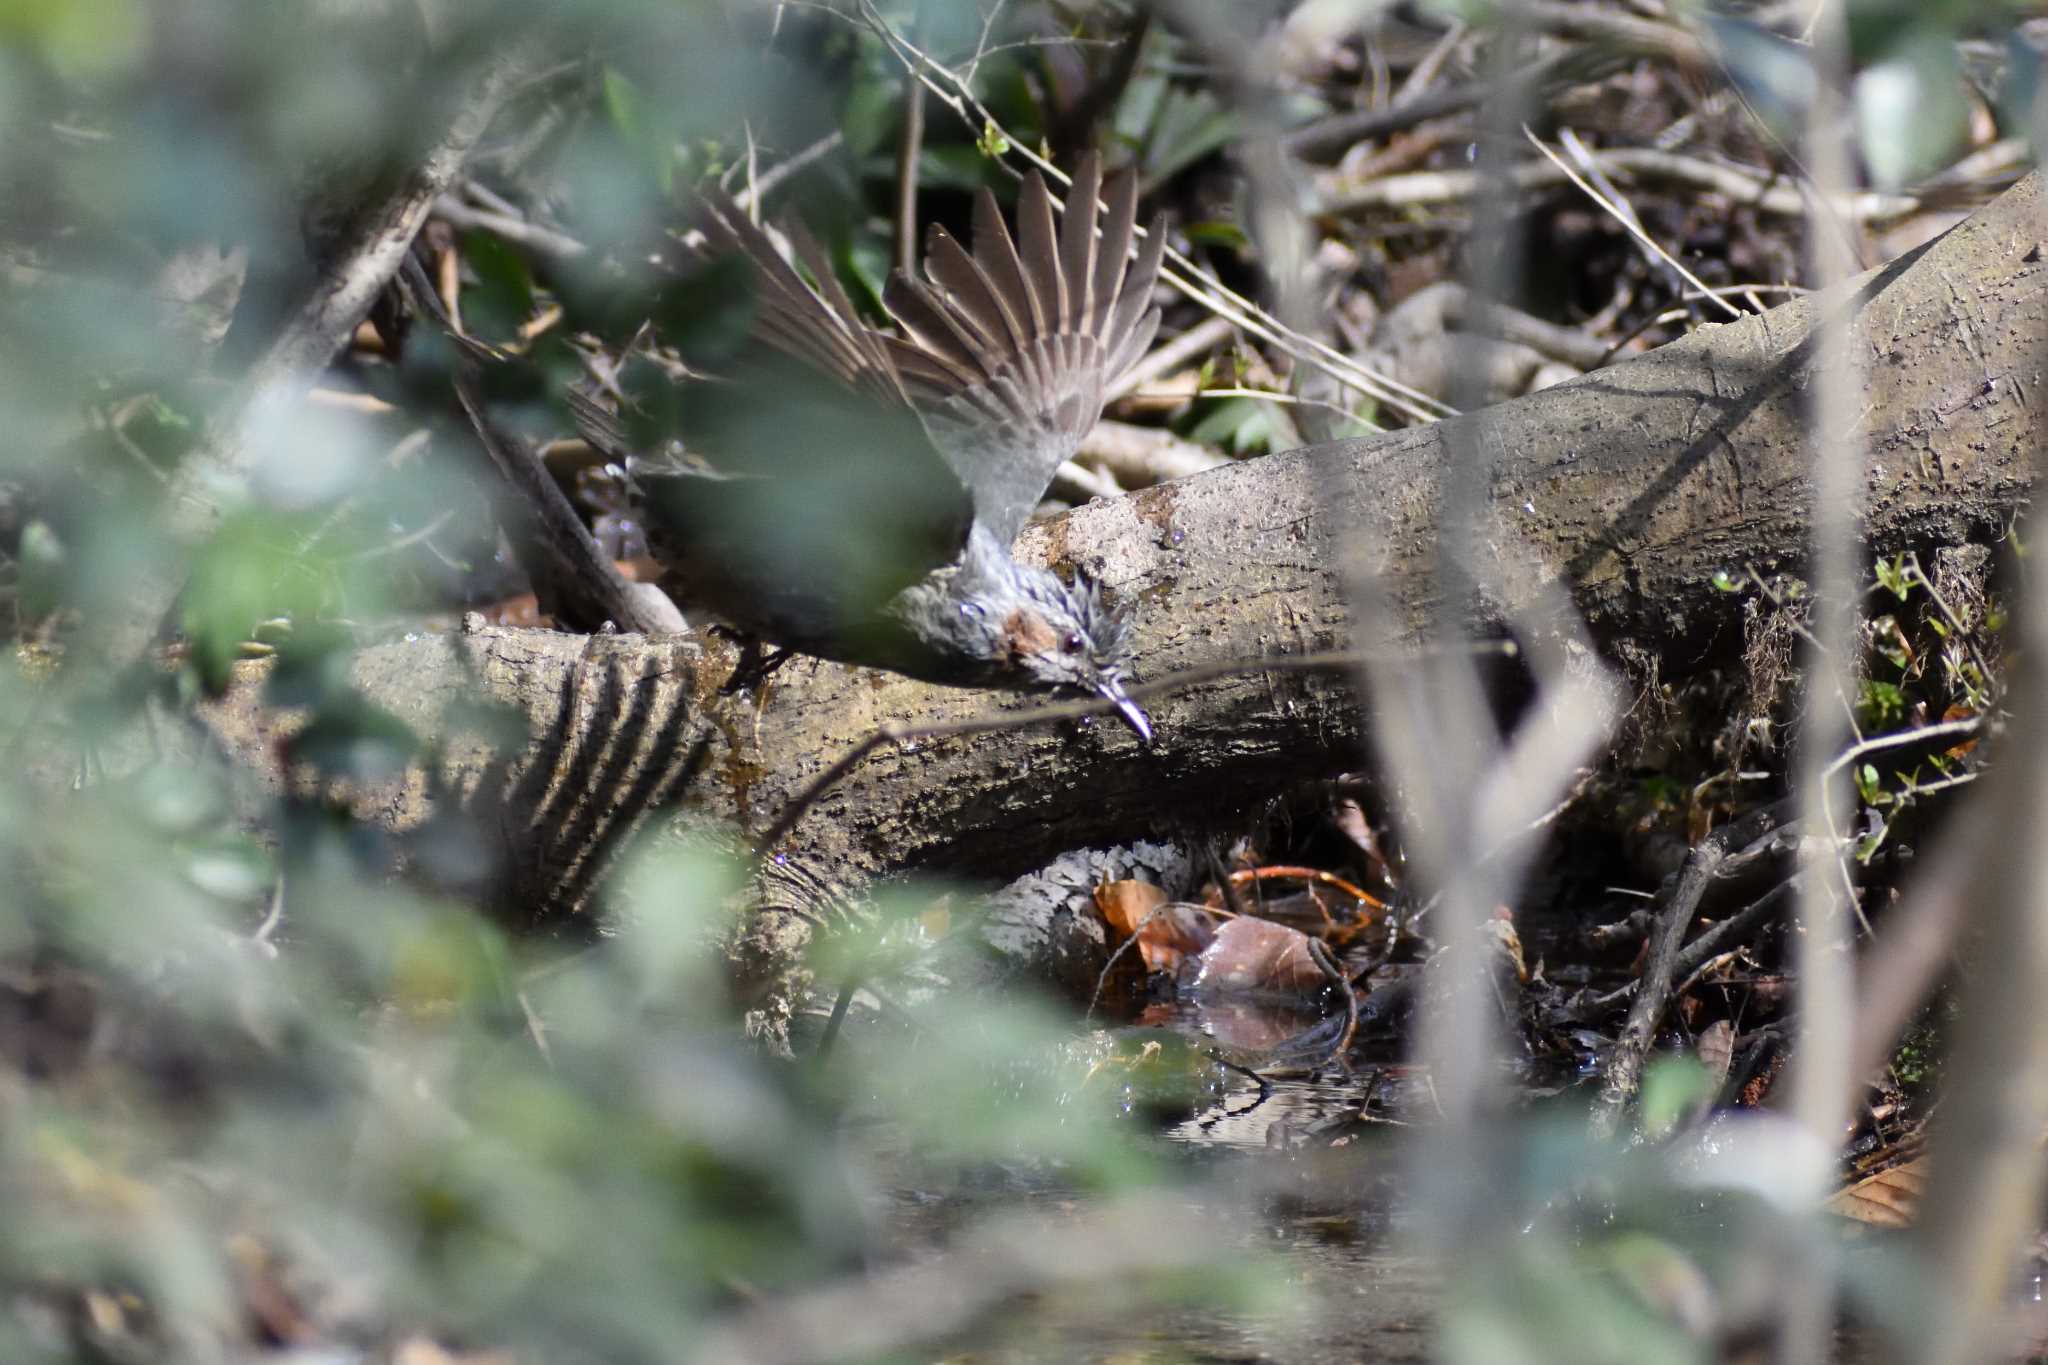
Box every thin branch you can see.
[893,54,924,277]
[1819,716,1982,784]
[1317,144,1921,221]
[400,260,685,637]
[1590,801,1794,1135]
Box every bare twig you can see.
[1591,802,1791,1136]
[731,130,848,210]
[1104,315,1236,403]
[435,195,590,261]
[893,55,924,277]
[1819,716,1982,785]
[1317,145,1921,221]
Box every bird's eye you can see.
[1064,632,1085,653]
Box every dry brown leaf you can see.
[1095,881,1218,974]
[1142,905,1221,969]
[1486,908,1528,983]
[1194,918,1323,997]
[1941,703,1980,758]
[1695,1019,1734,1089]
[1827,1154,1929,1228]
[1094,879,1169,938]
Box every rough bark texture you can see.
[116,173,2048,1016]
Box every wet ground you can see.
[856,989,1447,1363]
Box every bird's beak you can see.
[1096,676,1153,743]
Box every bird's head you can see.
[956,562,1150,742]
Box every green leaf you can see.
[288,698,421,784]
[15,519,66,622]
[600,66,676,196]
[1873,554,1910,600]
[458,230,537,346]
[843,73,898,158]
[1185,396,1281,455]
[1855,33,1969,191]
[655,255,759,370]
[603,67,647,148]
[1637,774,1683,809]
[0,0,142,77]
[183,517,300,693]
[1856,679,1907,731]
[1639,1056,1712,1141]
[1705,16,1815,138]
[182,832,275,904]
[1183,219,1250,253]
[1132,84,1240,185]
[129,763,227,837]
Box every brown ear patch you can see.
[999,608,1059,662]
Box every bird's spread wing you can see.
[881,155,1165,548]
[691,192,914,415]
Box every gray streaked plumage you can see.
[577,155,1165,738]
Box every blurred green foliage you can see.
[0,0,2027,1358]
[0,2,1234,1358]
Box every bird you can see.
[570,154,1166,741]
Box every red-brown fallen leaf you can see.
[1941,703,1980,758]
[1827,1155,1929,1228]
[1095,880,1168,938]
[475,593,545,627]
[1094,880,1218,974]
[1143,906,1220,968]
[1194,917,1324,997]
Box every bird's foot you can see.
[713,627,796,695]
